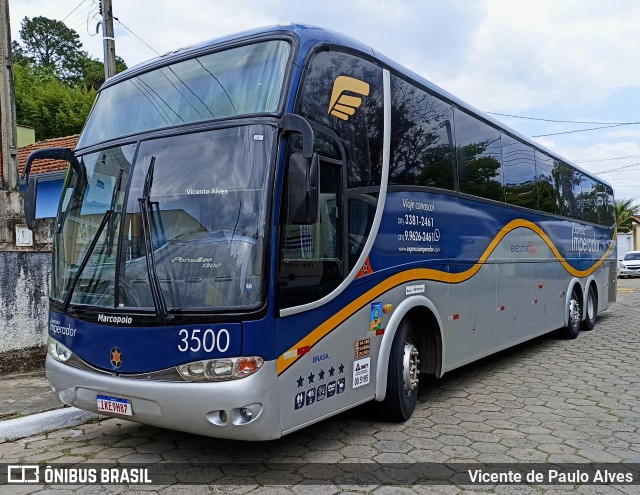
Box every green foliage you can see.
[19,16,84,84]
[81,55,128,90]
[13,63,96,141]
[615,198,640,232]
[12,16,128,140]
[11,40,32,66]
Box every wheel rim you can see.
[402,339,420,397]
[569,296,581,328]
[587,291,595,321]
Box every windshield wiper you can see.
[105,169,123,257]
[138,156,171,320]
[61,211,113,313]
[61,168,125,312]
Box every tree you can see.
[13,63,96,140]
[11,40,32,66]
[18,16,85,84]
[81,55,128,90]
[615,198,640,232]
[12,16,128,140]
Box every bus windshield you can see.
[77,40,290,148]
[52,124,275,312]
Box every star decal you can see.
[338,362,345,374]
[296,374,304,388]
[307,370,315,385]
[318,368,326,381]
[328,366,335,377]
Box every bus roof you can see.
[105,23,611,190]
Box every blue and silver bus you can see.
[23,24,617,440]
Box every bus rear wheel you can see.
[562,288,581,339]
[378,319,420,421]
[582,285,597,331]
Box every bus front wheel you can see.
[378,319,420,421]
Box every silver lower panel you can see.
[46,355,282,441]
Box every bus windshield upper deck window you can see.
[78,40,291,148]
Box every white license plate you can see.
[96,395,133,416]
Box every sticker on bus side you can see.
[353,357,370,389]
[354,338,370,358]
[370,303,382,331]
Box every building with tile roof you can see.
[18,134,79,177]
[18,134,79,218]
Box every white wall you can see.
[617,233,634,261]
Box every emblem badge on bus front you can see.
[110,347,123,368]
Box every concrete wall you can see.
[0,251,51,352]
[0,191,54,353]
[17,125,36,148]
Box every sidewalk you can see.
[0,368,100,442]
[0,370,62,421]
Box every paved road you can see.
[2,279,640,494]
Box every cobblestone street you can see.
[1,279,639,494]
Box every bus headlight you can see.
[177,356,263,382]
[48,337,73,362]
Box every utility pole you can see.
[101,0,117,79]
[0,0,18,192]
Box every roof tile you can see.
[18,134,80,177]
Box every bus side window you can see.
[389,75,455,190]
[454,110,504,202]
[501,134,537,210]
[581,176,599,224]
[535,151,558,215]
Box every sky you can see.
[10,0,640,202]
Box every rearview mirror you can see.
[22,146,83,230]
[288,152,319,225]
[24,176,38,230]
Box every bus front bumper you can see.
[46,355,282,441]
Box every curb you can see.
[0,407,101,442]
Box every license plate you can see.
[96,395,133,416]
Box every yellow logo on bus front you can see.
[328,76,370,121]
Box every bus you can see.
[23,24,617,441]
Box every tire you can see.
[582,285,597,331]
[378,319,420,421]
[562,287,581,339]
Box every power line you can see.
[65,3,95,28]
[488,111,640,126]
[62,0,89,22]
[114,18,159,55]
[574,154,640,163]
[65,3,97,32]
[599,161,640,174]
[529,123,635,138]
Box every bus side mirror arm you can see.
[24,176,38,230]
[281,114,314,159]
[22,147,80,181]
